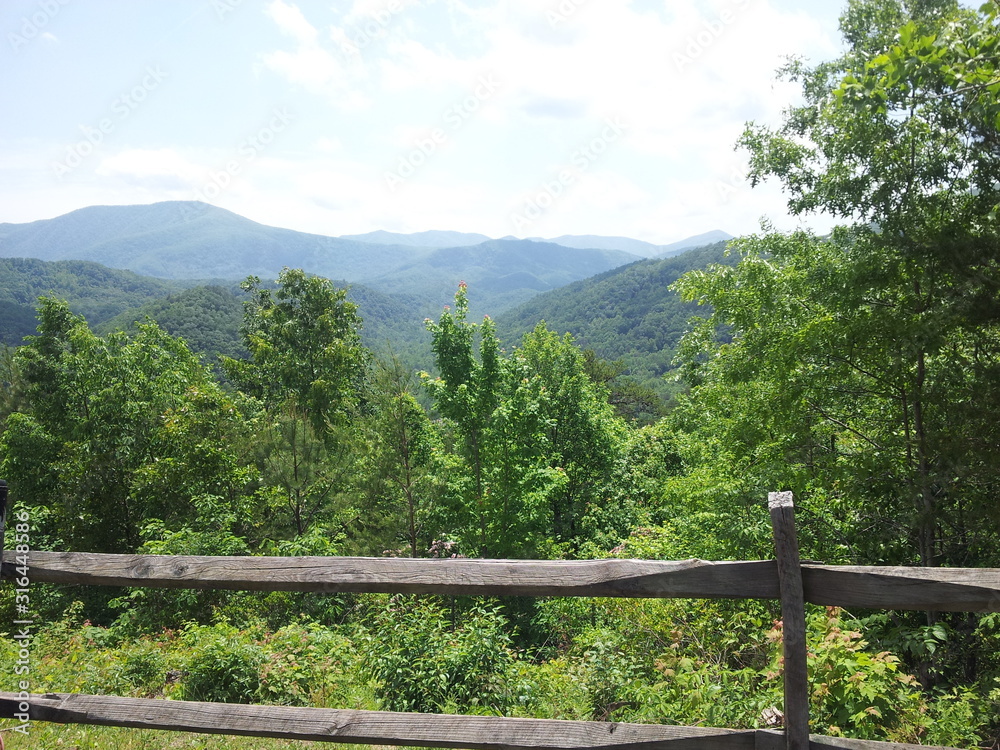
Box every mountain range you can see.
[526,230,732,257]
[0,201,736,396]
[0,202,418,282]
[0,203,729,310]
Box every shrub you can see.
[110,639,167,697]
[257,621,363,707]
[178,623,265,703]
[364,597,516,714]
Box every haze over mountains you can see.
[339,229,493,248]
[527,230,733,257]
[0,201,736,393]
[0,202,729,310]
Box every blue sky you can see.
[1,0,847,243]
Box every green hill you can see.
[95,285,247,361]
[0,258,432,369]
[495,241,738,395]
[0,202,426,281]
[97,281,429,361]
[0,257,191,346]
[365,239,639,317]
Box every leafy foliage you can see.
[1,298,252,555]
[223,269,368,435]
[422,285,632,557]
[495,241,739,400]
[364,597,517,714]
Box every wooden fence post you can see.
[768,491,809,750]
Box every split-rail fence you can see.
[0,482,997,750]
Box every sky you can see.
[1,0,848,245]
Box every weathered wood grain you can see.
[0,695,963,750]
[0,551,780,599]
[754,730,958,750]
[768,492,809,750]
[2,552,998,611]
[801,564,1000,612]
[0,692,755,750]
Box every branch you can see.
[805,400,885,451]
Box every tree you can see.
[360,355,448,556]
[514,325,628,551]
[1,298,252,554]
[422,285,561,557]
[251,404,359,541]
[423,287,631,557]
[581,349,665,424]
[222,269,367,437]
[671,0,1000,570]
[220,269,370,545]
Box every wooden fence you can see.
[0,485,997,750]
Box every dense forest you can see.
[495,240,740,400]
[2,1,1000,747]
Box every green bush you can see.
[364,597,516,714]
[257,621,365,707]
[110,639,167,697]
[573,626,645,720]
[178,623,265,703]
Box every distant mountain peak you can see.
[656,230,734,257]
[339,229,493,248]
[525,231,734,258]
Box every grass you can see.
[2,724,382,750]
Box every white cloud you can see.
[265,0,318,44]
[2,0,847,244]
[262,0,368,106]
[95,148,205,190]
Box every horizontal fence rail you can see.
[0,551,780,598]
[0,693,959,750]
[4,551,999,612]
[0,692,758,750]
[802,564,1000,611]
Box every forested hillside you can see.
[1,2,999,747]
[496,241,738,396]
[0,257,191,346]
[95,277,429,366]
[0,259,431,365]
[363,239,640,316]
[0,202,425,281]
[95,285,247,362]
